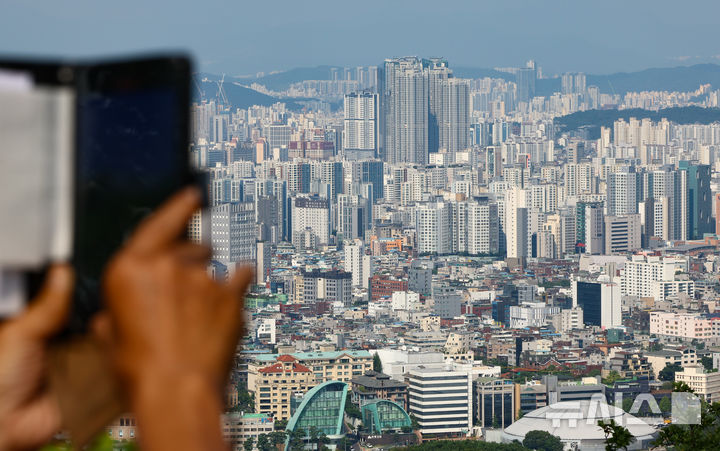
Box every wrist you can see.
[130,370,221,410]
[130,372,228,450]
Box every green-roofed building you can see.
[285,381,348,451]
[244,293,288,309]
[361,399,411,434]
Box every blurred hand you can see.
[0,265,73,451]
[101,187,253,400]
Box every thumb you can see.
[18,265,74,339]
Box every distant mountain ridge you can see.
[192,77,304,110]
[228,63,720,95]
[555,106,720,139]
[194,64,720,112]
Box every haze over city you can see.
[3,0,720,74]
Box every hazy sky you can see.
[2,0,720,77]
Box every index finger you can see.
[125,187,202,255]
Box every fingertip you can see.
[180,185,202,206]
[47,264,74,292]
[230,266,254,294]
[19,264,74,338]
[90,312,114,347]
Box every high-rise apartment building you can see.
[211,202,256,269]
[382,57,429,164]
[607,167,638,216]
[416,201,453,254]
[344,239,372,288]
[291,196,330,248]
[426,58,470,155]
[343,92,378,160]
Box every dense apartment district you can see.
[107,58,720,450]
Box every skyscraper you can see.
[211,202,256,269]
[426,58,470,155]
[343,92,378,160]
[607,167,638,216]
[382,57,429,164]
[515,60,536,104]
[678,161,712,239]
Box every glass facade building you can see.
[361,400,411,434]
[285,381,348,449]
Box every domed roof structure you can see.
[502,400,657,450]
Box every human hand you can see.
[0,265,73,451]
[101,187,253,401]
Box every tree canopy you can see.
[659,363,683,382]
[522,430,563,451]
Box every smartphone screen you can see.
[70,58,192,332]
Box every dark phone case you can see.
[1,55,201,333]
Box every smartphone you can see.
[70,56,194,332]
[0,55,196,333]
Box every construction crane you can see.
[216,73,229,106]
[192,75,205,101]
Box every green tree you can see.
[244,437,256,451]
[674,381,693,393]
[288,428,306,451]
[652,381,720,449]
[274,419,288,431]
[492,415,501,429]
[309,426,320,450]
[257,434,273,451]
[522,430,563,451]
[373,353,383,373]
[401,425,412,433]
[658,396,671,414]
[621,396,634,413]
[598,419,634,451]
[232,387,255,412]
[317,433,330,451]
[270,430,288,448]
[602,371,622,386]
[410,414,420,430]
[659,363,683,381]
[344,392,361,419]
[701,356,714,371]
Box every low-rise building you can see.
[606,351,652,379]
[645,348,699,378]
[250,350,372,385]
[247,355,315,420]
[222,413,275,451]
[474,378,515,429]
[650,312,719,342]
[675,365,720,403]
[351,371,409,408]
[106,415,137,442]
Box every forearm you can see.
[131,374,228,451]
